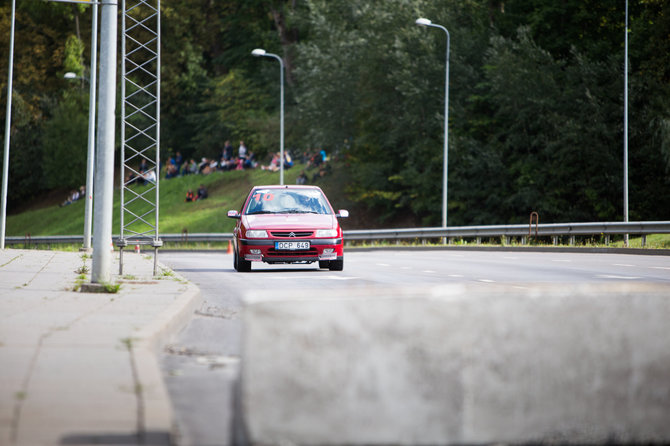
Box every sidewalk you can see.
[0,248,201,446]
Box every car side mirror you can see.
[227,210,241,219]
[336,210,349,218]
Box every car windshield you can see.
[244,188,332,215]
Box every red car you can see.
[227,185,349,272]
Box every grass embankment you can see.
[7,165,307,237]
[7,163,670,250]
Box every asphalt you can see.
[0,248,201,446]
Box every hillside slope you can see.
[7,163,361,236]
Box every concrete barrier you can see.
[237,284,670,445]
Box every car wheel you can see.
[328,259,343,271]
[233,248,240,271]
[318,260,330,269]
[237,254,252,272]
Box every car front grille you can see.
[270,231,313,238]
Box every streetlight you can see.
[64,72,84,80]
[416,17,450,231]
[1,0,16,249]
[251,48,285,185]
[63,0,98,254]
[623,0,629,247]
[64,68,97,254]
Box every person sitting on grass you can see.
[185,189,195,202]
[196,184,208,200]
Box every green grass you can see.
[7,165,306,237]
[6,164,670,250]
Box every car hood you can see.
[243,214,337,230]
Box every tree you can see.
[41,90,88,189]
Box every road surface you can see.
[159,249,670,445]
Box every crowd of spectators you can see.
[166,141,259,178]
[122,141,334,204]
[60,185,86,207]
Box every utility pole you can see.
[1,0,16,250]
[82,2,99,252]
[623,0,630,247]
[91,0,118,283]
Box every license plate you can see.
[275,241,310,250]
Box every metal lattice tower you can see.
[119,0,162,274]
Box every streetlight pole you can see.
[91,0,118,284]
[416,18,450,230]
[623,0,629,247]
[1,0,16,250]
[84,2,98,252]
[252,48,285,185]
[64,72,97,254]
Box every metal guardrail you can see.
[7,221,670,247]
[344,221,670,241]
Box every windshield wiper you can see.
[247,210,279,215]
[285,209,319,214]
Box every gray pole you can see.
[279,55,284,186]
[82,2,99,252]
[623,0,629,247]
[442,26,450,229]
[251,49,285,185]
[1,0,16,250]
[91,0,118,283]
[415,18,450,230]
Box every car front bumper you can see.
[239,238,343,263]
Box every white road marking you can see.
[448,274,463,278]
[377,263,391,267]
[613,263,635,267]
[650,266,670,271]
[401,266,412,270]
[477,279,495,283]
[423,270,436,273]
[267,275,358,281]
[595,275,640,280]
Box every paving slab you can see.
[0,248,200,446]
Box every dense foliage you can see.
[1,0,669,225]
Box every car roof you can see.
[250,185,324,191]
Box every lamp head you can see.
[415,18,432,27]
[251,48,267,57]
[64,72,77,79]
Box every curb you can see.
[130,274,202,441]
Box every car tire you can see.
[318,260,330,269]
[238,258,251,272]
[328,259,343,271]
[238,253,252,272]
[233,249,252,272]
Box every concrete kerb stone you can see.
[131,279,202,436]
[111,255,202,439]
[238,283,670,445]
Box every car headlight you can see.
[315,229,338,237]
[246,230,269,238]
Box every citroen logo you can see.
[289,232,296,237]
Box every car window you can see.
[244,189,331,215]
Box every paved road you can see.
[159,249,670,445]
